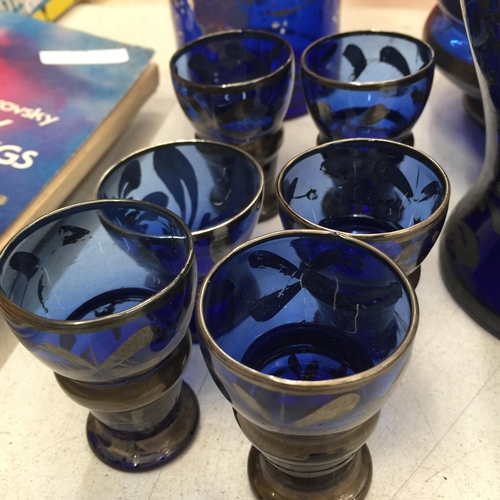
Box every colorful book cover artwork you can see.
[0,11,154,236]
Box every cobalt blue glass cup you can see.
[423,0,482,124]
[96,140,264,340]
[276,139,451,288]
[196,229,418,500]
[168,0,340,120]
[170,29,294,220]
[301,31,435,146]
[0,200,199,471]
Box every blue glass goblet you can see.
[276,139,450,287]
[96,140,264,340]
[301,31,435,146]
[197,230,418,500]
[0,200,198,471]
[170,29,294,220]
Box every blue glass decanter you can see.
[440,0,500,338]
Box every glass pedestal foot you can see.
[248,444,372,500]
[86,381,199,471]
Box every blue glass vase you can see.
[440,0,500,338]
[168,0,340,119]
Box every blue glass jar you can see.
[301,31,435,146]
[0,200,199,471]
[276,139,450,286]
[197,229,418,499]
[168,0,340,119]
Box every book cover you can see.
[0,11,159,248]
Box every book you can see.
[33,0,79,21]
[0,11,159,249]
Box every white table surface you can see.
[2,1,500,499]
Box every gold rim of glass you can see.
[170,29,294,94]
[301,30,435,91]
[0,199,195,334]
[275,138,451,244]
[96,140,265,241]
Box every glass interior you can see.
[280,141,445,235]
[173,33,290,85]
[98,143,261,231]
[202,233,413,381]
[304,33,432,83]
[0,201,190,320]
